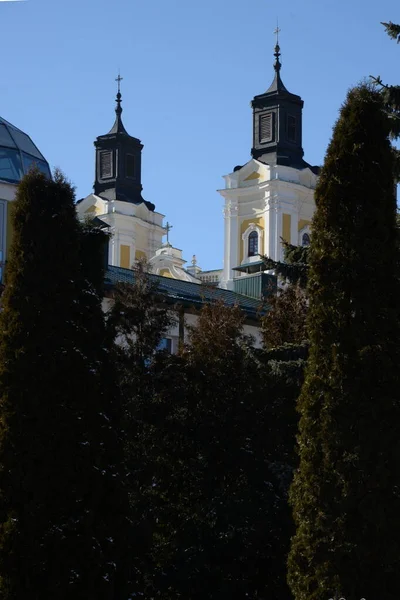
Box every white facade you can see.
[149,243,201,283]
[77,193,165,269]
[219,158,317,290]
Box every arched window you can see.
[302,232,311,247]
[248,231,258,257]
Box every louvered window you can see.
[100,151,113,179]
[287,115,297,142]
[126,154,135,178]
[259,113,273,143]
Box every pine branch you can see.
[260,240,310,289]
[382,21,400,43]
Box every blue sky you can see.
[1,0,398,269]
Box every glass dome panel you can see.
[0,124,17,149]
[22,153,51,178]
[0,116,50,183]
[0,148,23,183]
[10,128,45,161]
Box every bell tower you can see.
[251,28,305,168]
[94,75,154,210]
[219,32,318,290]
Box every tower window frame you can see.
[248,230,258,257]
[125,154,136,179]
[99,150,113,180]
[259,112,274,143]
[242,224,263,263]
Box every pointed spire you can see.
[108,72,128,135]
[273,24,282,73]
[266,25,288,94]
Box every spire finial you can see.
[115,72,123,116]
[273,23,281,73]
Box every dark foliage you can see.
[382,21,400,42]
[111,268,305,599]
[261,240,309,289]
[288,86,400,600]
[262,284,308,349]
[370,22,400,143]
[0,170,134,599]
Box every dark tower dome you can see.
[93,75,155,212]
[250,34,313,170]
[0,117,51,184]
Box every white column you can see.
[221,203,231,288]
[290,208,299,246]
[109,227,118,266]
[228,203,238,289]
[275,207,282,261]
[222,198,238,290]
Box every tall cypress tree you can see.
[0,170,134,599]
[288,85,400,599]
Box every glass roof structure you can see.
[0,116,51,184]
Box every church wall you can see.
[120,245,131,269]
[298,218,311,232]
[159,268,173,278]
[282,213,291,244]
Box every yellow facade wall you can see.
[120,245,131,269]
[135,250,147,261]
[298,219,311,232]
[159,268,172,278]
[282,213,291,244]
[239,217,264,263]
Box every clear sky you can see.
[1,0,398,270]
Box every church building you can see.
[77,37,319,299]
[219,36,319,292]
[76,78,201,284]
[0,35,320,349]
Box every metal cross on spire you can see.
[115,72,123,95]
[274,23,281,45]
[165,222,173,244]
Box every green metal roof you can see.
[233,260,265,274]
[105,265,264,320]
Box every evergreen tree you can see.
[143,302,298,600]
[108,264,174,594]
[262,283,308,349]
[371,22,400,141]
[261,240,310,349]
[288,85,400,599]
[0,170,134,599]
[262,240,309,289]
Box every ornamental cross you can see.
[115,72,123,94]
[274,24,281,45]
[165,221,173,244]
